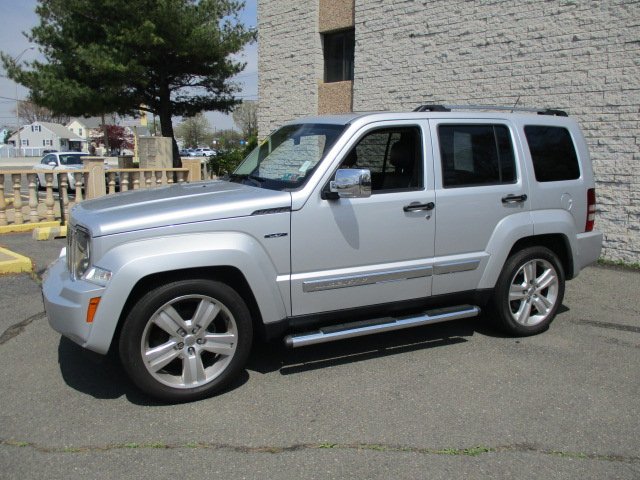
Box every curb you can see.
[0,221,61,235]
[0,247,33,275]
[32,225,67,241]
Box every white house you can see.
[8,121,85,156]
[66,116,106,152]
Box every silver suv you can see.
[43,105,603,402]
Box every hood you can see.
[72,180,292,237]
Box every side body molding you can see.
[86,232,288,354]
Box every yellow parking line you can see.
[0,248,33,275]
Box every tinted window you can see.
[340,126,423,192]
[524,126,580,182]
[59,154,86,165]
[438,125,516,188]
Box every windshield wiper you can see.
[227,173,265,187]
[247,174,267,187]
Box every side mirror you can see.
[48,161,57,167]
[329,168,372,198]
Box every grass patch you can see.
[597,258,640,270]
[435,446,494,456]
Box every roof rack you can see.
[412,104,568,117]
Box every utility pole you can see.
[14,82,21,157]
[13,47,34,157]
[101,113,110,153]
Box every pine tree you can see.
[1,0,254,166]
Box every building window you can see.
[31,125,41,132]
[21,139,29,146]
[42,139,53,146]
[323,29,354,83]
[78,128,83,137]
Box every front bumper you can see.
[42,256,106,352]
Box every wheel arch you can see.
[109,266,265,356]
[507,234,573,280]
[479,211,577,289]
[85,232,289,355]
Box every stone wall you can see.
[258,0,640,262]
[258,0,323,136]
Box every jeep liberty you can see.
[43,105,603,401]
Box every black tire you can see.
[119,279,253,402]
[491,246,565,336]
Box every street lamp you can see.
[13,46,35,157]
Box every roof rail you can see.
[412,104,568,117]
[413,104,451,112]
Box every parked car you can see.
[190,147,216,157]
[33,152,88,191]
[43,105,602,402]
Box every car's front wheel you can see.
[119,279,253,402]
[491,246,565,336]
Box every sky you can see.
[0,0,258,132]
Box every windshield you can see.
[59,154,87,165]
[229,123,346,190]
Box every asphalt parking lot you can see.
[0,232,638,479]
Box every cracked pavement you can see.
[0,232,639,479]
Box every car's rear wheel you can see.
[492,246,565,336]
[119,279,253,402]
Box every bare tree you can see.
[14,100,69,125]
[232,101,258,138]
[176,113,212,147]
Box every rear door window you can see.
[524,126,580,182]
[438,124,516,188]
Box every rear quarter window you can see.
[524,126,580,182]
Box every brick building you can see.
[258,0,640,263]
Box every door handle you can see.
[501,194,527,204]
[403,202,435,212]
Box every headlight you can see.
[67,226,91,280]
[84,266,112,287]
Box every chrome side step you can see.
[284,305,480,348]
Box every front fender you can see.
[86,232,288,354]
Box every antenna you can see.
[512,95,521,112]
